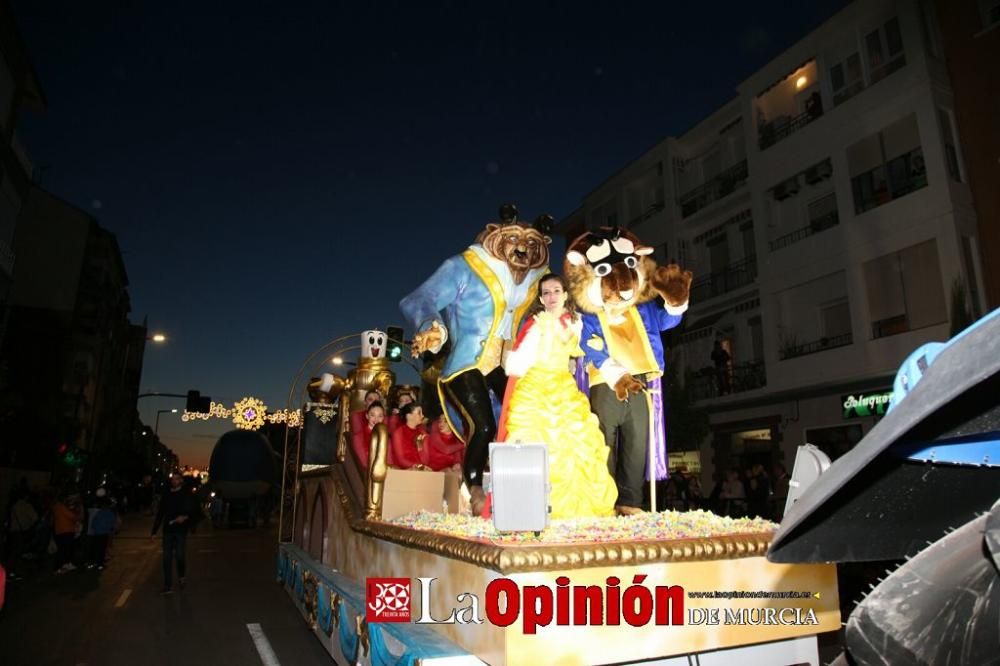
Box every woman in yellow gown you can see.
[498,274,618,519]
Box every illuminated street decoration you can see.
[182,396,303,430]
[232,396,266,430]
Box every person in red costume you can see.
[387,389,416,433]
[351,401,386,469]
[425,416,464,471]
[350,390,383,437]
[390,402,429,469]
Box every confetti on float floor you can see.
[386,509,777,545]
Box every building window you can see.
[830,53,864,106]
[866,16,906,83]
[678,239,690,269]
[821,299,852,339]
[748,316,764,363]
[708,235,729,274]
[937,108,963,182]
[740,221,755,259]
[848,114,926,214]
[918,0,943,59]
[807,192,839,232]
[775,271,853,360]
[864,239,947,339]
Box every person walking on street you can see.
[4,489,38,580]
[52,492,83,573]
[151,473,196,594]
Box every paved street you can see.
[0,515,332,666]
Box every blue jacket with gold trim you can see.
[400,246,546,381]
[579,301,683,380]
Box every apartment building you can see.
[0,0,45,347]
[559,0,983,494]
[1,188,144,472]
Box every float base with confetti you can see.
[281,464,840,666]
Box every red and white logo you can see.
[366,577,411,622]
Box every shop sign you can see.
[841,390,893,419]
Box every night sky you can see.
[12,1,846,467]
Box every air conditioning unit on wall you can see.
[773,177,800,201]
[806,160,833,184]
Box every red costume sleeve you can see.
[425,429,464,470]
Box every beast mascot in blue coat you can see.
[565,227,693,515]
[400,206,551,515]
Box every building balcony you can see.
[758,99,823,151]
[768,210,839,252]
[869,53,906,85]
[678,160,749,218]
[688,361,767,402]
[778,332,853,360]
[690,255,757,302]
[852,147,927,215]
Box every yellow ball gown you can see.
[500,311,618,519]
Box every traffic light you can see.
[386,326,405,362]
[186,390,212,413]
[56,442,85,467]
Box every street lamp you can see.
[155,408,178,436]
[149,333,167,343]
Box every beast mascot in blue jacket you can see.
[400,207,551,515]
[565,227,693,515]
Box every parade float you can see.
[275,211,841,666]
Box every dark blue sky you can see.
[13,1,846,466]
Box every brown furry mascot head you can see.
[565,227,693,316]
[477,222,551,285]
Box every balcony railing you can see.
[870,54,906,84]
[678,160,749,218]
[852,147,927,214]
[871,314,910,339]
[758,102,824,151]
[690,255,757,302]
[778,332,853,360]
[768,210,839,252]
[689,361,767,402]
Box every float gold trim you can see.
[355,615,371,658]
[365,423,389,520]
[331,591,342,629]
[334,465,774,574]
